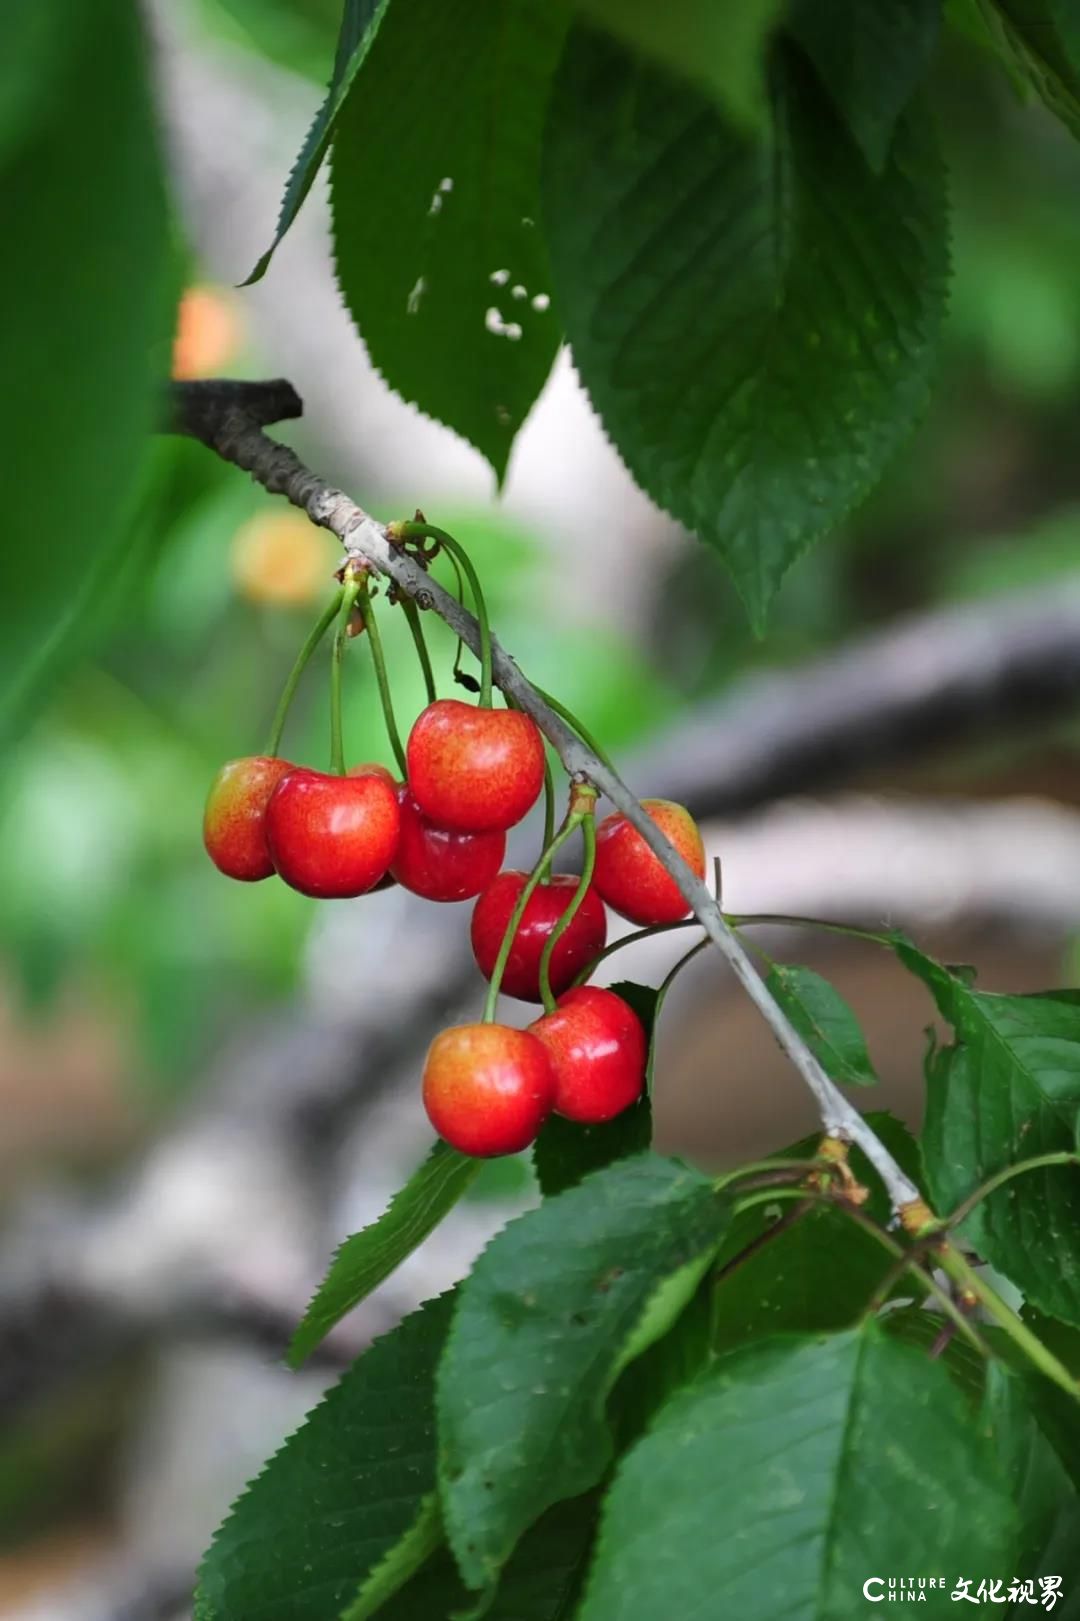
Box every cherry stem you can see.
[482,810,586,1025]
[401,523,492,708]
[531,684,616,773]
[356,582,407,777]
[537,807,597,1014]
[569,907,892,989]
[943,1150,1080,1231]
[401,595,437,705]
[541,753,556,858]
[329,577,362,775]
[265,587,344,758]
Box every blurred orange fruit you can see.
[231,511,338,607]
[172,285,243,379]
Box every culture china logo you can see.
[862,1576,1064,1606]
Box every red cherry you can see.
[530,986,647,1123]
[406,699,545,833]
[422,1022,555,1156]
[470,871,608,1003]
[593,799,705,925]
[204,755,294,881]
[390,784,506,902]
[265,768,400,898]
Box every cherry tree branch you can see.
[166,377,921,1213]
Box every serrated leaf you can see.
[765,963,878,1086]
[196,1293,453,1621]
[245,0,391,284]
[983,1366,1080,1605]
[532,981,656,1197]
[543,28,949,628]
[1,0,174,745]
[896,939,1080,1325]
[438,1155,729,1589]
[379,1493,599,1621]
[578,0,784,128]
[330,0,566,479]
[789,0,942,171]
[578,1325,1016,1621]
[289,1141,477,1368]
[987,0,1080,138]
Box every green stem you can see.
[842,1205,994,1363]
[571,918,702,989]
[531,684,616,773]
[482,812,585,1024]
[713,1157,832,1190]
[945,1152,1080,1231]
[401,596,437,705]
[937,1241,1079,1397]
[265,588,343,758]
[541,753,556,854]
[329,579,361,776]
[402,522,492,708]
[538,811,597,1013]
[732,1186,824,1217]
[725,911,893,946]
[356,584,407,777]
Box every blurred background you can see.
[5,1,1080,1614]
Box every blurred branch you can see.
[635,580,1080,818]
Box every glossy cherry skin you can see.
[470,871,608,1003]
[390,784,506,902]
[593,799,706,925]
[265,767,400,898]
[203,755,294,881]
[406,699,546,833]
[530,986,647,1123]
[347,761,396,787]
[422,1022,555,1156]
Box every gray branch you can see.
[168,377,920,1210]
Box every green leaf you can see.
[379,1493,599,1621]
[896,939,1080,1325]
[438,1155,729,1590]
[532,982,656,1196]
[987,0,1080,139]
[196,1293,453,1621]
[711,1205,891,1349]
[882,1305,989,1406]
[983,1366,1080,1601]
[330,0,566,480]
[764,963,878,1086]
[578,1325,1016,1621]
[245,0,391,283]
[0,0,174,745]
[788,0,941,171]
[577,0,784,128]
[289,1141,478,1368]
[0,3,67,162]
[543,28,948,628]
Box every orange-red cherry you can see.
[422,1022,555,1156]
[593,799,705,925]
[347,761,397,787]
[390,784,506,902]
[203,755,294,881]
[470,871,608,1003]
[530,986,647,1123]
[406,699,545,833]
[265,767,400,898]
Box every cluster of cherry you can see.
[204,582,705,1157]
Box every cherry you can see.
[390,784,506,902]
[265,767,400,898]
[422,1022,555,1156]
[470,871,608,1003]
[347,762,397,786]
[593,799,706,925]
[530,986,647,1123]
[204,755,294,881]
[406,698,545,833]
